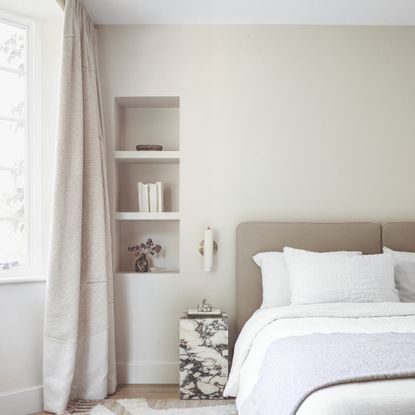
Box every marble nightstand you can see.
[179,313,228,399]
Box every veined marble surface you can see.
[180,315,228,399]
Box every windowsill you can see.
[0,275,46,285]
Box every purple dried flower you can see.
[128,239,162,257]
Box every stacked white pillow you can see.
[284,247,399,305]
[384,247,415,302]
[254,247,401,308]
[253,252,291,309]
[254,249,362,309]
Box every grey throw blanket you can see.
[240,333,415,415]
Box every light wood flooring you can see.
[34,384,179,414]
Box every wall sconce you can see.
[199,226,218,272]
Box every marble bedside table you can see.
[179,313,228,399]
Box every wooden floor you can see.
[110,383,179,400]
[34,384,179,414]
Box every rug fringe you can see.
[63,399,104,414]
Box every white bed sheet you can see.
[297,378,415,415]
[225,303,415,415]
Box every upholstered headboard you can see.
[236,222,415,333]
[383,222,415,252]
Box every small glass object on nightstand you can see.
[187,298,222,317]
[197,298,212,312]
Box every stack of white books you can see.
[137,182,164,212]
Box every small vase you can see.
[135,254,149,272]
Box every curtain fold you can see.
[43,0,116,412]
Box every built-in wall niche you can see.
[117,221,180,275]
[115,96,180,151]
[117,163,179,213]
[113,96,180,276]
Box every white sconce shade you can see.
[199,226,218,272]
[203,226,214,272]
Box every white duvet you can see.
[224,303,415,415]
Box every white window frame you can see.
[0,11,43,282]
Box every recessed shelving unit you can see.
[116,272,180,278]
[114,150,180,164]
[115,212,180,221]
[113,96,180,275]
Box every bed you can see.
[224,222,415,415]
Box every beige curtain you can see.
[43,0,116,412]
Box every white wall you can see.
[0,282,45,414]
[0,17,62,415]
[97,25,415,383]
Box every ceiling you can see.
[83,0,415,25]
[0,0,62,19]
[1,0,415,25]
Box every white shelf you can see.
[116,272,180,278]
[114,151,180,164]
[115,212,180,221]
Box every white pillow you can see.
[384,246,415,262]
[253,252,290,309]
[284,247,399,305]
[253,249,362,309]
[384,247,415,302]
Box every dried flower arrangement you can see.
[128,238,162,257]
[128,238,162,272]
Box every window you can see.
[0,12,41,278]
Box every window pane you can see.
[0,20,26,73]
[0,119,25,167]
[0,18,27,270]
[0,69,25,118]
[0,220,25,265]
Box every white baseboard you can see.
[0,385,43,415]
[117,361,179,384]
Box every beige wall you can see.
[97,25,415,382]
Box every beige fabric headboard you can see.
[236,221,415,333]
[383,222,415,252]
[236,222,382,333]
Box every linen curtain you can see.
[43,0,116,412]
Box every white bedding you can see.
[225,303,415,414]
